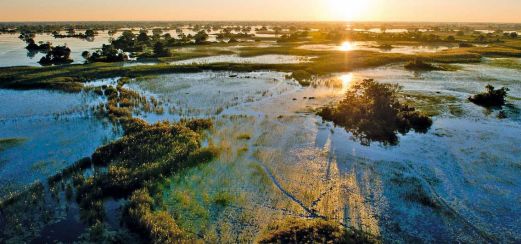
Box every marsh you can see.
[0,20,521,243]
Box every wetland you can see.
[0,21,521,243]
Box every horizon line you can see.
[1,20,521,25]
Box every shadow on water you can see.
[30,204,87,243]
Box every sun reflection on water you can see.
[340,73,354,92]
[339,41,354,51]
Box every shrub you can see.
[258,218,377,244]
[80,118,216,207]
[38,45,73,65]
[236,133,252,140]
[318,79,432,146]
[153,42,170,57]
[186,146,220,168]
[469,84,509,107]
[0,138,27,152]
[287,70,313,86]
[404,59,443,71]
[459,42,474,48]
[125,188,187,244]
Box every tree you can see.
[66,28,75,35]
[121,30,135,41]
[112,31,140,52]
[82,51,91,60]
[137,30,150,43]
[318,79,432,146]
[85,29,96,37]
[193,30,209,44]
[163,33,172,40]
[273,27,282,35]
[88,44,126,62]
[510,32,518,39]
[25,38,40,50]
[228,38,239,43]
[39,45,73,65]
[469,84,509,107]
[153,42,170,57]
[152,28,163,37]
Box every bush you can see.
[125,188,187,244]
[287,70,313,86]
[258,218,376,244]
[38,45,73,65]
[186,146,220,167]
[88,44,127,63]
[153,42,170,57]
[81,118,215,201]
[469,84,509,107]
[404,59,443,71]
[318,79,432,145]
[459,42,474,48]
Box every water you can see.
[353,28,410,33]
[297,41,455,54]
[170,54,313,65]
[124,71,298,122]
[0,58,520,242]
[132,64,521,242]
[0,89,119,196]
[0,31,113,67]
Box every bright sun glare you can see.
[327,0,372,21]
[340,73,354,92]
[339,41,353,51]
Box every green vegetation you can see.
[236,133,252,140]
[0,181,44,209]
[125,188,187,243]
[0,43,509,92]
[22,117,219,242]
[82,118,214,197]
[487,58,521,70]
[84,44,128,62]
[401,92,460,117]
[38,45,73,66]
[72,118,217,240]
[390,175,440,209]
[52,29,97,39]
[0,138,27,152]
[318,79,432,146]
[469,84,509,107]
[2,21,521,242]
[258,218,377,243]
[286,70,313,86]
[404,59,448,71]
[25,38,51,52]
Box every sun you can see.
[339,41,353,51]
[327,0,372,21]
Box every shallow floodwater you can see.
[1,61,520,242]
[126,64,521,242]
[124,71,299,122]
[0,89,118,196]
[297,41,455,54]
[170,54,312,65]
[0,32,112,67]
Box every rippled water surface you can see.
[0,89,118,195]
[1,59,520,242]
[0,32,113,67]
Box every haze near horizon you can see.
[1,0,520,23]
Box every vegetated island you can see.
[318,79,433,146]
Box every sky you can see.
[1,0,520,23]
